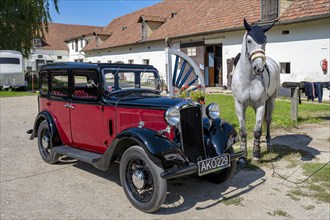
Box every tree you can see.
[0,0,59,58]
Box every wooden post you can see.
[290,86,299,122]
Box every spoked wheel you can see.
[37,121,59,164]
[120,146,167,213]
[203,147,237,184]
[167,49,205,102]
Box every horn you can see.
[243,18,252,32]
[263,21,276,33]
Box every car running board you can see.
[53,146,102,164]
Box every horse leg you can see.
[234,99,248,159]
[266,96,276,146]
[253,103,266,160]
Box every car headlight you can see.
[165,106,180,126]
[206,103,220,120]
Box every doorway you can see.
[205,44,223,87]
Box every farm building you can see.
[24,23,103,72]
[25,0,330,99]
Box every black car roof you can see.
[40,62,158,72]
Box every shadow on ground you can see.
[58,157,266,214]
[264,134,320,162]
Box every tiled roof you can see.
[138,15,166,23]
[84,0,330,51]
[40,23,103,50]
[280,0,330,22]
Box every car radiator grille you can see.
[180,106,205,163]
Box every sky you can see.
[49,0,162,27]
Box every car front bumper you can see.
[160,150,246,180]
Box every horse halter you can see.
[244,34,267,66]
[249,49,266,64]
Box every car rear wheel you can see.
[203,147,237,184]
[37,121,60,164]
[120,146,167,213]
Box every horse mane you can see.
[233,53,241,66]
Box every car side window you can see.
[50,71,68,97]
[140,72,156,89]
[73,70,99,100]
[39,71,49,95]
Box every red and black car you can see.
[29,62,244,212]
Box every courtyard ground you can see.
[0,96,329,219]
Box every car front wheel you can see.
[120,146,167,213]
[37,121,60,164]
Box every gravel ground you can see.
[1,96,329,219]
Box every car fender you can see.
[92,127,189,171]
[30,111,62,146]
[203,118,238,157]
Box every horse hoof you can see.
[266,139,272,146]
[237,157,248,168]
[251,157,260,164]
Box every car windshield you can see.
[102,68,159,93]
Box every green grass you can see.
[267,210,291,217]
[302,205,315,211]
[206,94,330,131]
[303,162,330,184]
[222,197,244,206]
[0,91,37,98]
[286,163,330,203]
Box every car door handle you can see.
[64,104,75,109]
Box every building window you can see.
[280,62,291,74]
[282,30,290,35]
[80,39,84,48]
[107,60,112,63]
[57,56,62,60]
[261,0,279,21]
[128,60,134,64]
[97,61,101,63]
[33,38,42,48]
[187,47,197,56]
[75,40,78,52]
[122,27,127,31]
[38,55,43,58]
[142,59,149,65]
[72,41,74,50]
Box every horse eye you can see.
[247,39,252,44]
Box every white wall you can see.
[85,41,180,79]
[222,19,330,85]
[24,49,69,71]
[67,39,86,62]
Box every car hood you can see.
[114,94,184,109]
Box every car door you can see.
[69,69,107,153]
[48,70,72,146]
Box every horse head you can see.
[243,18,275,75]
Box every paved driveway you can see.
[1,96,329,219]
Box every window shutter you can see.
[261,0,278,21]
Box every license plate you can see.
[197,154,230,176]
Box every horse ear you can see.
[243,18,252,32]
[262,21,276,33]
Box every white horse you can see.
[232,19,280,161]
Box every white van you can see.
[0,50,26,89]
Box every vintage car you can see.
[28,62,244,213]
